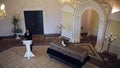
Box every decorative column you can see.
[95,20,107,52]
[71,15,81,43]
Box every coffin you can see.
[47,41,89,68]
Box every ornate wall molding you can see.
[61,0,112,52]
[71,0,111,52]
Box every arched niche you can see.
[71,1,108,52]
[61,4,74,39]
[61,0,111,52]
[81,9,99,36]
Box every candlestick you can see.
[106,33,117,53]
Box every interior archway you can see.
[81,9,99,46]
[71,1,108,52]
[61,4,74,39]
[81,9,99,36]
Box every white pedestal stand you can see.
[16,33,21,39]
[22,40,35,60]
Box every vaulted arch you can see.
[70,0,109,52]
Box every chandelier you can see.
[0,4,7,18]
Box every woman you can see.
[24,29,32,40]
[24,29,33,51]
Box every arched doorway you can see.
[81,9,99,46]
[71,1,108,52]
[61,5,74,39]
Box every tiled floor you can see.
[0,45,99,68]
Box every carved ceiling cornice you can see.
[61,0,112,9]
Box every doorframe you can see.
[24,10,44,35]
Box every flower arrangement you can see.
[11,16,22,35]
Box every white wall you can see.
[109,11,120,46]
[81,9,90,33]
[0,0,62,36]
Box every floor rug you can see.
[0,45,100,68]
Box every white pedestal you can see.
[22,40,35,60]
[16,33,21,39]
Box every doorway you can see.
[81,9,99,46]
[24,11,44,35]
[70,1,109,52]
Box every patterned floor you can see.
[77,43,103,62]
[0,45,100,68]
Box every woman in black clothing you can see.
[24,29,32,40]
[24,29,33,51]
